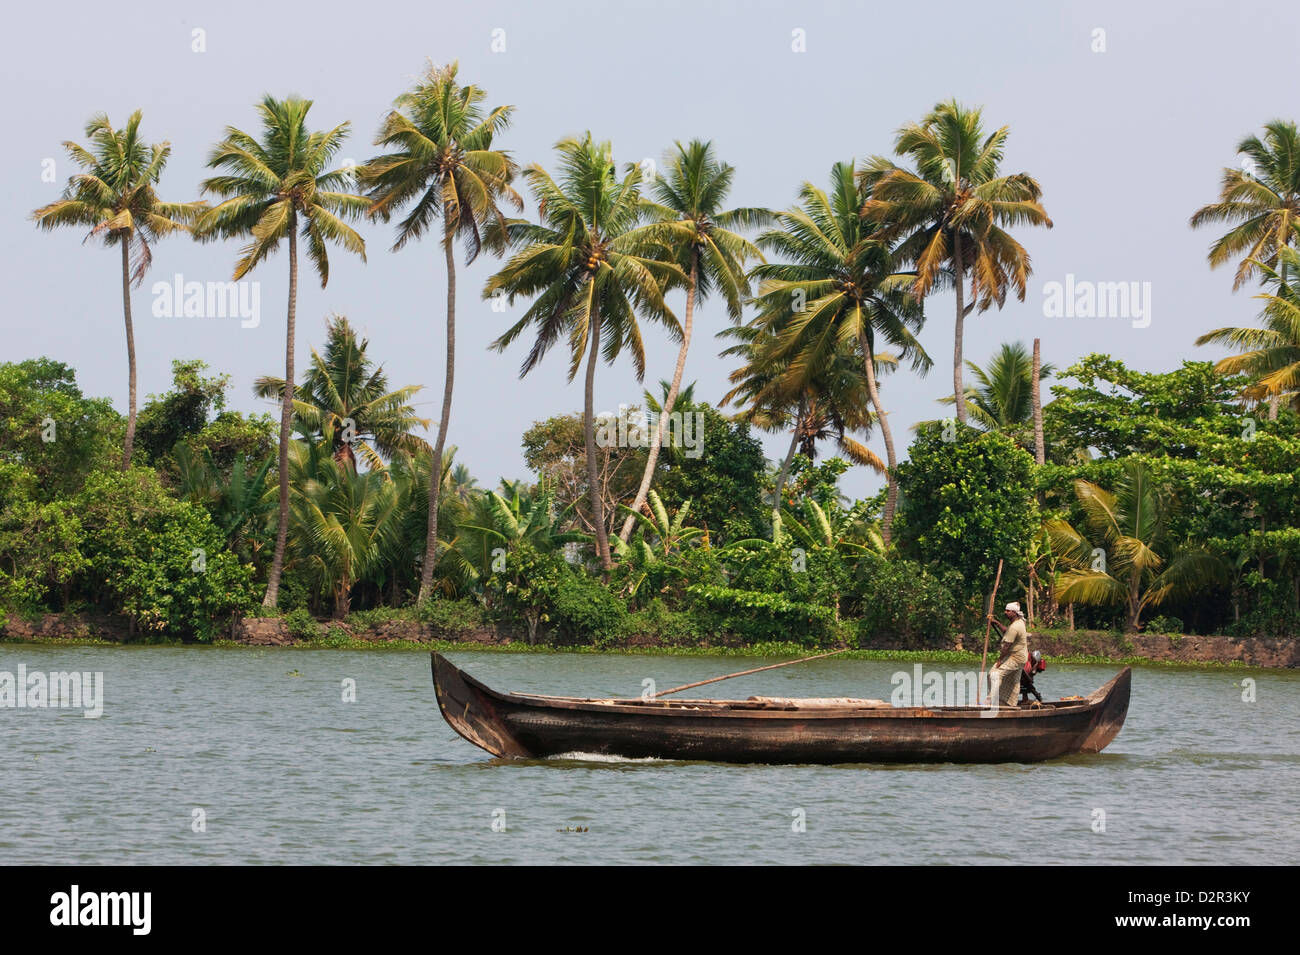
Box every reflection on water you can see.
[1,646,1296,864]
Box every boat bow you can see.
[432,652,533,758]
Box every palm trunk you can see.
[1267,260,1287,421]
[619,254,697,544]
[335,575,351,619]
[262,211,298,609]
[584,303,611,571]
[418,230,457,604]
[952,232,967,426]
[1032,337,1045,466]
[120,241,137,470]
[859,329,898,546]
[773,400,804,527]
[1127,568,1142,632]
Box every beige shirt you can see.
[998,617,1029,669]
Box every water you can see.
[2,645,1296,865]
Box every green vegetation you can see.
[13,78,1300,649]
[895,425,1037,609]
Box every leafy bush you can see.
[549,572,627,646]
[623,599,710,646]
[852,555,959,648]
[273,567,317,614]
[74,469,259,640]
[687,583,833,646]
[654,405,768,546]
[1144,614,1184,635]
[415,598,487,636]
[895,425,1037,606]
[344,605,416,628]
[485,545,569,643]
[0,359,123,499]
[1224,576,1300,638]
[283,607,323,641]
[0,488,87,612]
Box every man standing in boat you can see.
[985,602,1029,706]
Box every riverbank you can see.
[2,611,1293,667]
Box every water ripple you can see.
[1,647,1296,864]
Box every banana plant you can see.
[1023,522,1062,626]
[1045,460,1226,632]
[617,491,704,556]
[780,498,882,559]
[612,491,704,600]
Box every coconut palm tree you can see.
[487,134,684,570]
[1045,461,1225,632]
[747,161,930,544]
[447,458,480,505]
[31,111,203,469]
[925,340,1056,433]
[254,314,430,470]
[641,378,699,423]
[359,62,521,604]
[860,101,1051,425]
[616,140,767,543]
[287,448,403,618]
[1190,119,1300,291]
[196,95,368,609]
[720,320,893,515]
[1195,247,1300,416]
[456,479,586,581]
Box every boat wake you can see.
[549,751,667,764]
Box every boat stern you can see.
[1078,667,1131,754]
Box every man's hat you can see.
[1004,602,1021,615]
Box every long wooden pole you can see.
[652,648,851,699]
[980,558,1005,703]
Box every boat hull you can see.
[431,652,1130,765]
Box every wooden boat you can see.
[431,652,1131,765]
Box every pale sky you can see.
[6,0,1295,497]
